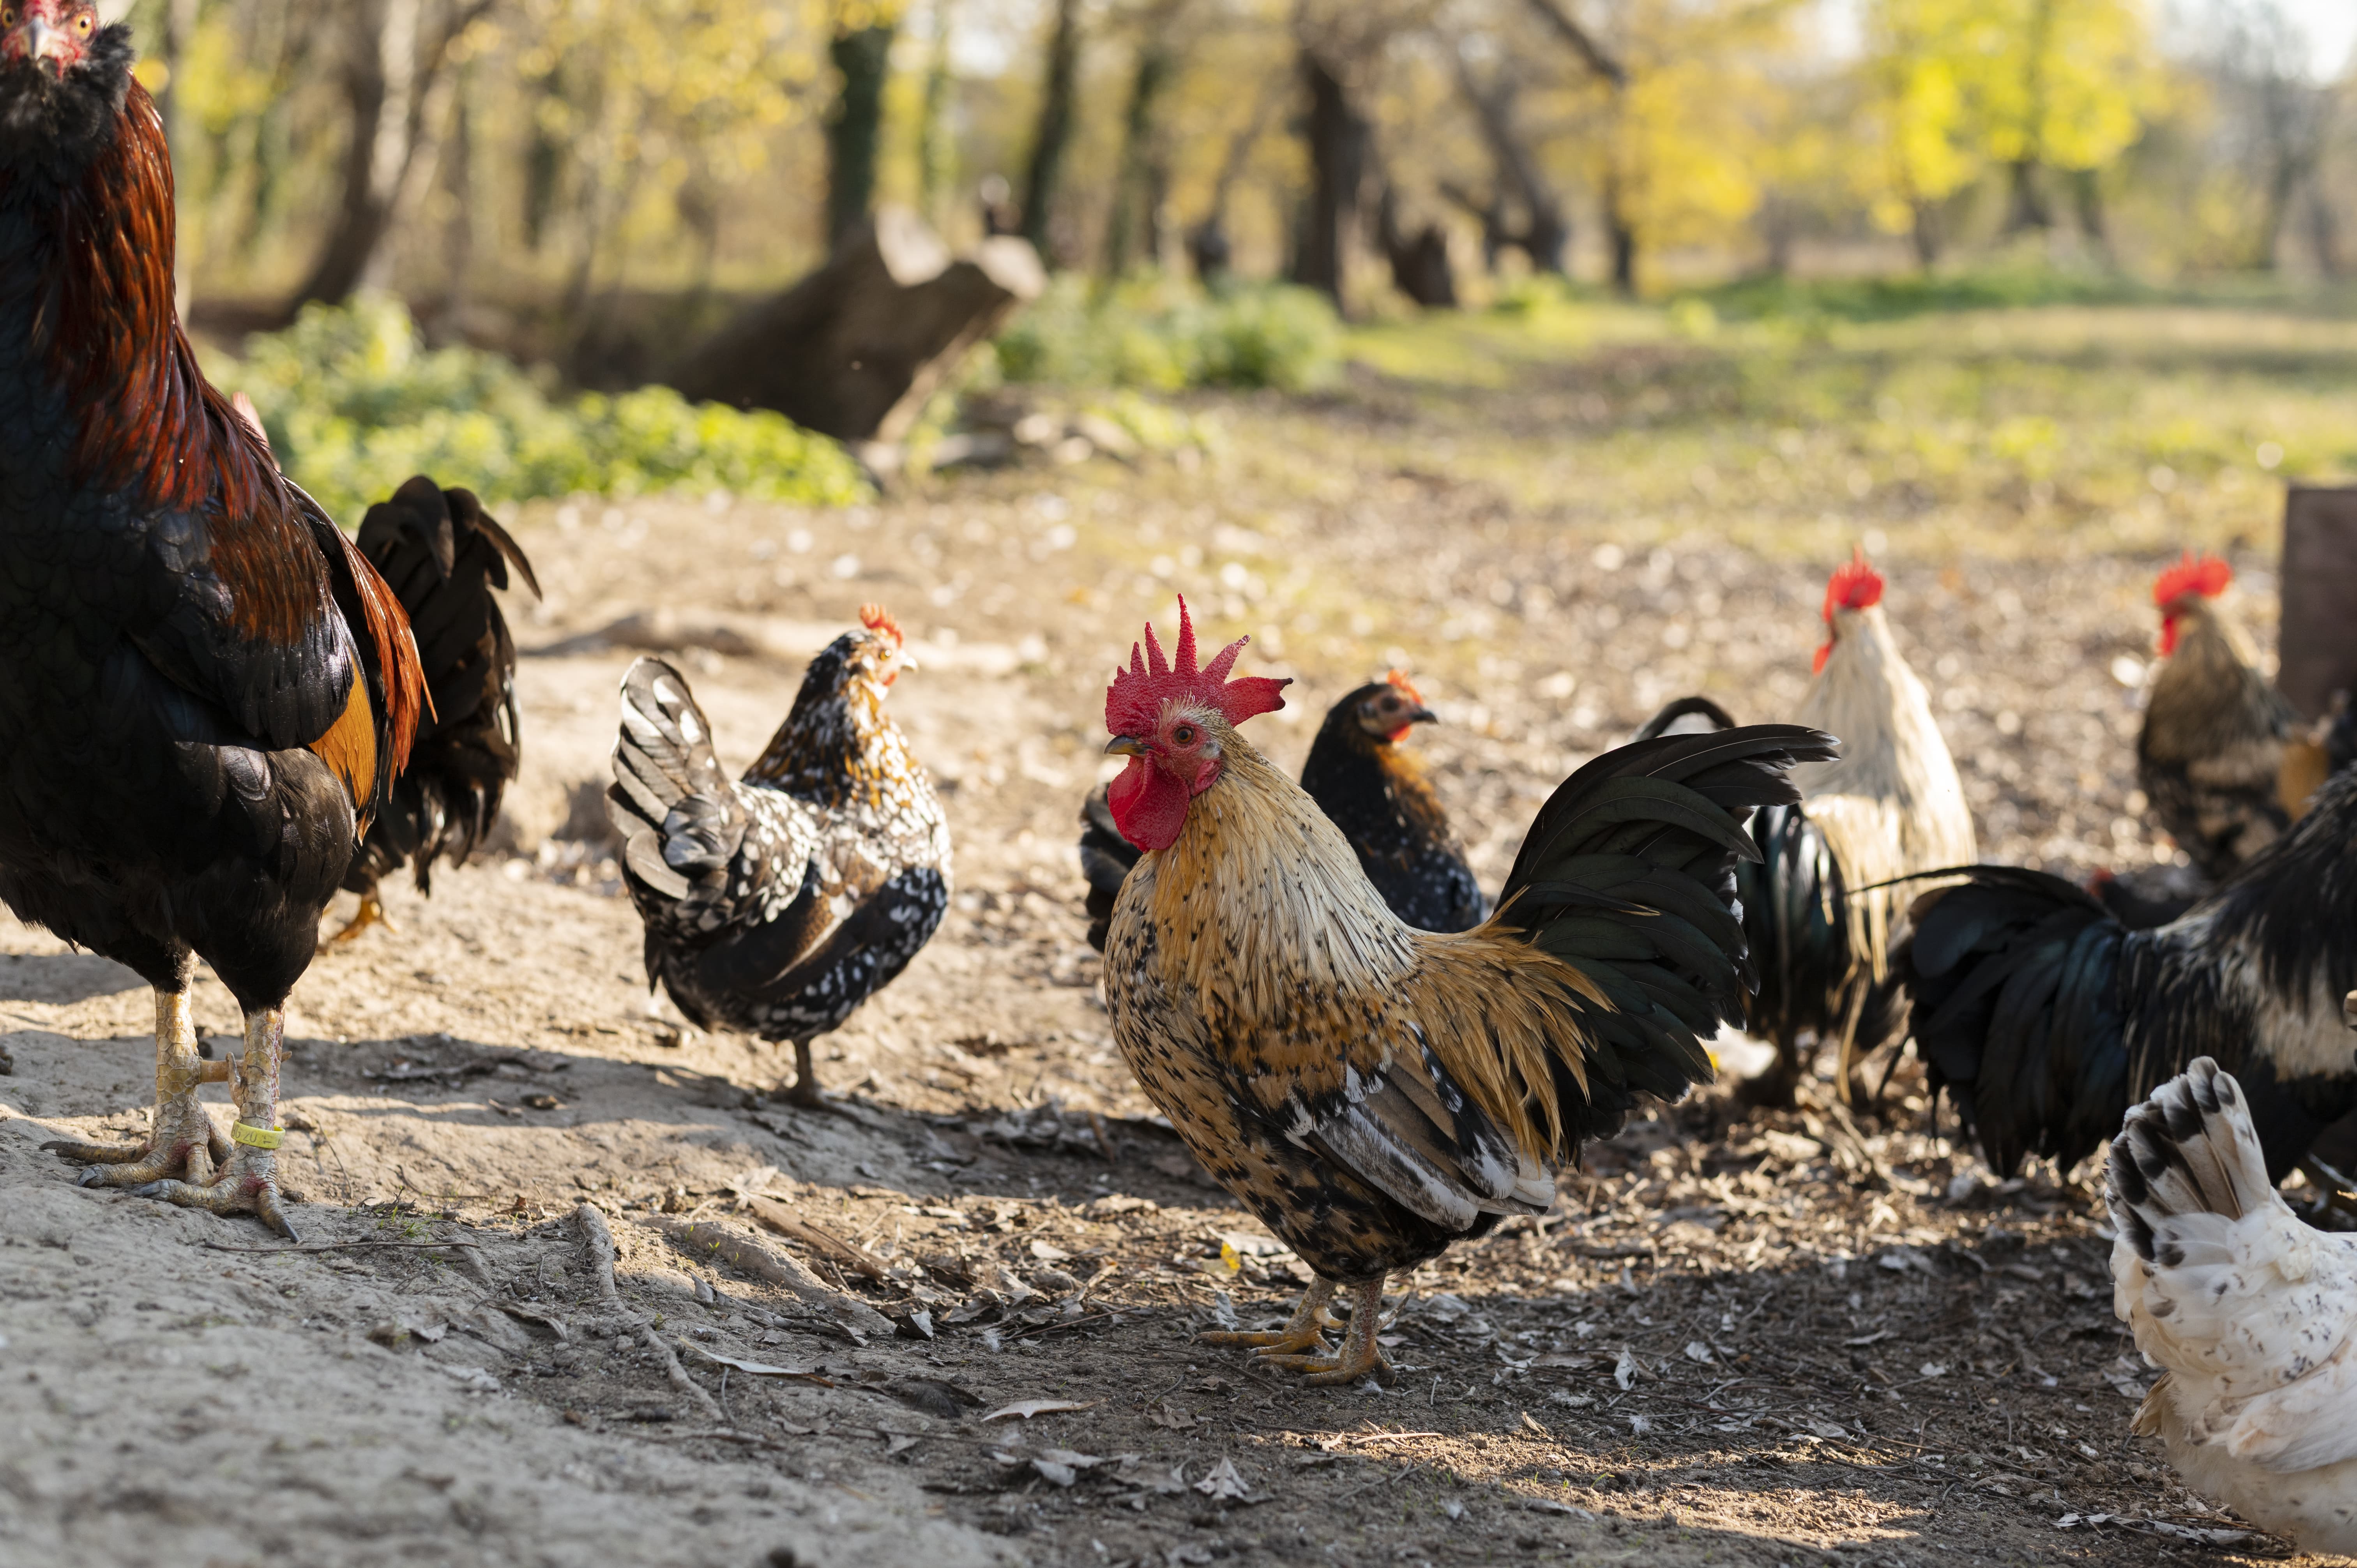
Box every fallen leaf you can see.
[885,1434,921,1457]
[1193,1458,1250,1500]
[1683,1341,1713,1363]
[1216,1230,1286,1259]
[1147,1400,1198,1430]
[1613,1348,1640,1390]
[1525,1498,1595,1519]
[677,1343,833,1385]
[982,1398,1097,1422]
[1028,1240,1073,1262]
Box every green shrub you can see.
[992,275,1340,392]
[211,294,869,524]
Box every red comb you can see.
[858,603,903,646]
[2152,551,2231,608]
[1821,547,1884,623]
[1383,668,1424,705]
[1106,596,1290,737]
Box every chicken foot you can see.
[1199,1276,1340,1359]
[44,989,231,1186]
[775,1039,835,1111]
[1233,1278,1396,1388]
[129,1005,300,1241]
[322,880,397,948]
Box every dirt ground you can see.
[0,348,2343,1568]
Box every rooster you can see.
[607,606,949,1107]
[1079,670,1484,949]
[1,6,427,1238]
[1892,765,2357,1187]
[1638,552,1973,1105]
[326,476,539,943]
[2106,1058,2357,1556]
[2138,551,2309,882]
[1096,599,1832,1384]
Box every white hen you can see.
[2106,1057,2357,1553]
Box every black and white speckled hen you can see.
[1079,671,1485,950]
[326,475,539,943]
[607,606,950,1107]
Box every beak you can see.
[892,648,919,673]
[1405,704,1438,726]
[25,18,69,69]
[1104,735,1149,758]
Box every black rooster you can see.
[608,606,950,1107]
[326,476,539,943]
[1894,766,2357,1184]
[0,10,428,1238]
[1079,671,1485,950]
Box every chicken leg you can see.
[44,989,231,1186]
[130,1005,300,1241]
[322,881,395,948]
[1227,1278,1396,1388]
[777,1039,830,1110]
[1199,1276,1339,1360]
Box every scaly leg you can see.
[1255,1278,1396,1388]
[322,881,395,948]
[777,1039,829,1109]
[45,989,231,1185]
[132,1005,300,1240]
[1200,1276,1339,1358]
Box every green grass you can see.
[1325,294,2357,564]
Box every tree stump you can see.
[667,205,1044,445]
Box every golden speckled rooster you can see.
[1095,599,1835,1386]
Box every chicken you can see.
[1892,764,2357,1186]
[1079,670,1484,950]
[1636,551,1974,1105]
[1096,599,1833,1385]
[2138,551,2307,881]
[326,476,540,943]
[3,7,426,1237]
[607,606,949,1107]
[2106,1058,2357,1556]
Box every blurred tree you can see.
[914,0,959,227]
[1020,0,1083,265]
[1290,49,1370,308]
[827,2,902,252]
[1103,0,1189,278]
[1442,48,1569,275]
[1860,0,1984,265]
[2204,0,2338,270]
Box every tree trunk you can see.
[2072,167,2111,265]
[2309,188,2341,279]
[1910,200,1942,268]
[1019,0,1081,267]
[2003,158,2050,234]
[157,0,198,313]
[1290,50,1369,312]
[916,0,957,227]
[1375,187,1455,307]
[827,22,898,253]
[1454,62,1567,275]
[434,62,475,338]
[1187,78,1278,282]
[288,0,488,315]
[1605,176,1636,295]
[1103,37,1175,278]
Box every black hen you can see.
[329,476,539,942]
[1080,674,1484,951]
[1894,766,2357,1184]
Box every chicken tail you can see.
[1491,723,1839,1133]
[1891,865,2130,1178]
[349,476,540,893]
[608,657,744,908]
[1630,694,1739,742]
[2108,1057,2274,1255]
[1078,784,1140,954]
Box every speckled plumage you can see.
[2107,1059,2357,1556]
[1101,714,1833,1288]
[2139,593,2300,882]
[607,623,949,1095]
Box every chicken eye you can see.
[1171,724,1196,746]
[75,12,91,32]
[2,10,18,29]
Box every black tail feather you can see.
[1078,785,1140,954]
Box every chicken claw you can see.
[321,886,395,949]
[1200,1276,1339,1358]
[45,989,230,1187]
[130,1005,302,1241]
[1251,1279,1395,1388]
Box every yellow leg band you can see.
[230,1121,284,1150]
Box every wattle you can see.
[1108,757,1190,851]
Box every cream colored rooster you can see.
[2108,1058,2357,1555]
[1096,598,1834,1385]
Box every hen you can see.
[1080,670,1484,949]
[2138,551,2308,881]
[1097,599,1833,1384]
[1892,765,2357,1185]
[607,606,949,1106]
[2107,1058,2357,1556]
[327,475,540,943]
[1639,551,1973,1105]
[1,7,426,1237]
